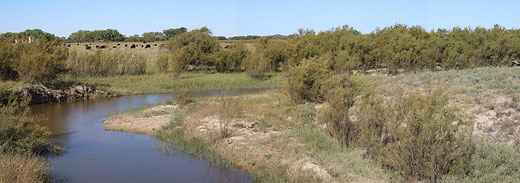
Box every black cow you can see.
[67,44,71,47]
[125,44,128,47]
[96,45,100,48]
[100,45,106,49]
[86,45,91,50]
[154,44,157,46]
[113,46,117,48]
[130,44,136,49]
[145,44,151,49]
[117,43,121,46]
[76,43,79,46]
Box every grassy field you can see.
[61,72,285,95]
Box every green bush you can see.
[356,85,474,182]
[0,40,18,80]
[166,27,219,72]
[286,57,332,103]
[214,42,249,72]
[318,75,362,146]
[11,40,67,83]
[243,51,269,79]
[0,99,51,155]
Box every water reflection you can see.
[31,89,265,183]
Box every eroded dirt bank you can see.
[3,84,116,105]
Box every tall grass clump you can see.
[216,91,244,140]
[0,154,49,183]
[67,50,147,76]
[156,51,170,73]
[356,85,474,182]
[172,83,193,106]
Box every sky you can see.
[0,0,518,37]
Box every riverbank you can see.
[62,72,285,95]
[0,72,285,105]
[105,90,393,182]
[103,67,520,182]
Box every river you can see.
[30,89,265,183]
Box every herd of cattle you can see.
[63,42,163,50]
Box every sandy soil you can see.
[103,105,178,136]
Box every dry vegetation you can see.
[142,67,520,183]
[0,155,49,183]
[157,90,391,182]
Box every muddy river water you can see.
[31,89,265,183]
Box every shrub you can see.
[243,51,269,79]
[217,94,244,139]
[172,83,193,106]
[214,42,249,72]
[0,40,18,80]
[12,40,67,83]
[356,85,474,182]
[286,57,332,103]
[156,51,170,73]
[318,75,362,146]
[0,98,51,155]
[166,27,219,72]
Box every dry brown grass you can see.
[161,89,390,182]
[0,155,49,183]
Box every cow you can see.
[96,45,100,48]
[125,44,128,47]
[130,44,136,49]
[85,45,91,50]
[117,43,121,46]
[145,44,151,49]
[143,41,147,44]
[154,44,157,46]
[76,43,79,46]
[67,44,71,47]
[100,45,106,49]
[113,46,117,48]
[141,45,144,47]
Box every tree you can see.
[163,27,187,40]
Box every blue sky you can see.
[0,0,518,37]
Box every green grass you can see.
[61,72,285,95]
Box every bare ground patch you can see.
[103,105,178,136]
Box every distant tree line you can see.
[67,27,187,42]
[0,29,58,41]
